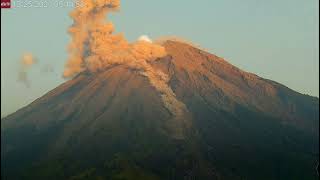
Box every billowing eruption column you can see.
[64,0,190,136]
[64,0,167,77]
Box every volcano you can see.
[2,41,319,180]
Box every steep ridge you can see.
[157,41,319,132]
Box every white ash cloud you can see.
[138,35,153,43]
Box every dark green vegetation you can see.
[2,41,319,180]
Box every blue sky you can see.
[1,0,319,117]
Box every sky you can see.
[1,0,319,117]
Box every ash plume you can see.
[18,53,37,87]
[64,0,189,123]
[64,0,166,77]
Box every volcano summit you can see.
[2,41,319,180]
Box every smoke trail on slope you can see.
[141,63,190,139]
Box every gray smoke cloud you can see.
[18,53,37,87]
[42,64,55,73]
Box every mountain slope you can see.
[2,41,319,180]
